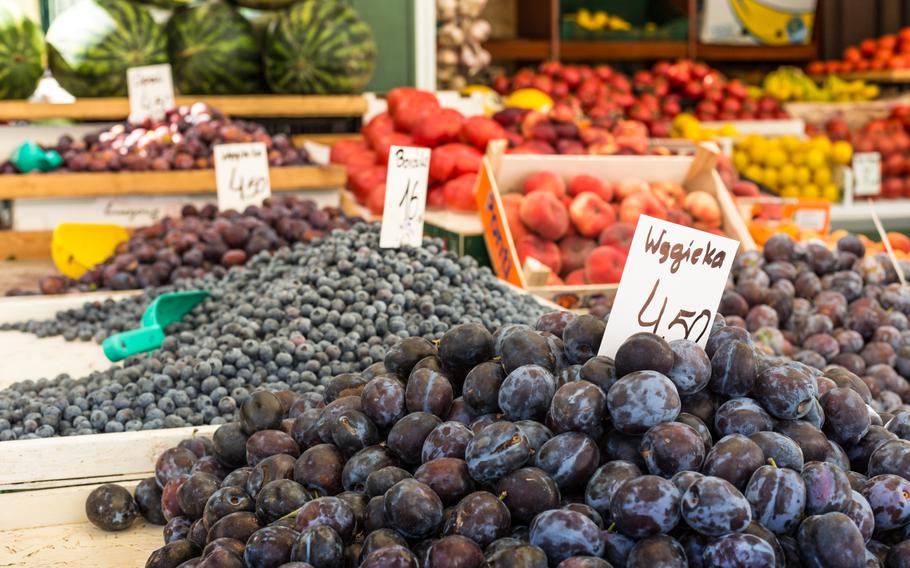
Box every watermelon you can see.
[263,0,376,95]
[134,0,196,8]
[230,0,297,9]
[0,4,45,100]
[46,0,168,98]
[167,1,263,95]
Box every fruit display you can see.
[8,197,357,296]
[490,60,789,137]
[262,0,377,95]
[808,27,910,75]
[503,171,725,286]
[850,106,910,199]
[81,313,910,566]
[731,133,853,202]
[569,8,633,32]
[0,3,45,100]
[0,224,548,438]
[436,0,493,90]
[762,67,879,103]
[46,0,169,98]
[166,1,264,96]
[0,103,309,175]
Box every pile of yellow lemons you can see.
[671,113,738,141]
[733,134,854,202]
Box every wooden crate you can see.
[0,426,217,567]
[0,165,345,200]
[0,95,367,122]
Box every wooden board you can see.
[0,165,345,199]
[3,521,163,567]
[809,69,910,83]
[0,230,53,261]
[0,95,367,121]
[292,133,362,146]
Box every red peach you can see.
[502,194,531,244]
[412,108,465,147]
[362,113,395,149]
[519,191,570,241]
[569,192,615,237]
[367,183,385,215]
[585,246,627,284]
[568,174,613,201]
[565,269,588,285]
[666,209,694,227]
[330,138,370,164]
[392,95,440,133]
[683,191,721,226]
[522,171,566,198]
[343,150,378,175]
[599,222,635,254]
[615,178,650,199]
[460,116,507,151]
[516,235,562,275]
[387,88,433,115]
[650,180,686,209]
[429,143,482,183]
[348,165,387,202]
[619,192,667,225]
[731,181,760,197]
[442,173,478,212]
[374,132,414,165]
[555,139,587,155]
[558,236,597,276]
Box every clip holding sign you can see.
[598,215,740,358]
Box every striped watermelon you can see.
[230,0,297,9]
[46,0,168,98]
[263,0,376,95]
[167,1,263,95]
[0,4,45,100]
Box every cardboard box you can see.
[700,0,816,46]
[475,145,756,308]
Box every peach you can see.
[516,235,562,275]
[341,151,377,179]
[367,183,386,215]
[392,94,440,133]
[387,87,431,115]
[412,108,465,147]
[555,139,586,155]
[731,180,760,197]
[569,192,615,238]
[568,174,613,201]
[615,178,650,199]
[683,191,721,227]
[362,112,395,149]
[348,165,387,202]
[330,138,370,164]
[599,222,636,254]
[374,132,414,165]
[619,192,667,225]
[558,236,597,276]
[886,231,910,253]
[565,269,588,285]
[460,116,507,151]
[585,246,627,284]
[522,171,566,198]
[519,191,570,241]
[666,209,694,227]
[442,173,478,212]
[502,193,531,244]
[430,143,482,183]
[650,180,686,209]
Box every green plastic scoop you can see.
[102,291,209,362]
[11,141,63,173]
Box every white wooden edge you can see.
[0,291,142,324]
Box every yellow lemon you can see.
[813,167,832,186]
[680,123,702,140]
[763,168,780,189]
[791,151,806,166]
[795,166,811,185]
[766,148,787,168]
[719,124,738,137]
[781,184,800,198]
[779,163,796,184]
[745,165,764,184]
[750,139,770,164]
[732,151,750,172]
[832,141,853,165]
[802,184,821,199]
[505,88,554,112]
[806,149,825,170]
[780,135,801,152]
[822,183,840,202]
[810,136,832,156]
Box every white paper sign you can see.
[598,215,739,358]
[126,64,175,123]
[852,152,881,197]
[380,145,431,248]
[792,209,827,232]
[214,142,272,212]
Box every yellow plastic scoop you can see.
[52,223,130,279]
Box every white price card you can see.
[598,215,739,358]
[380,145,431,248]
[214,143,272,212]
[792,209,827,232]
[853,152,881,197]
[126,64,175,123]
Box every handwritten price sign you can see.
[380,146,431,248]
[126,64,175,123]
[214,143,272,212]
[852,152,881,197]
[598,215,739,358]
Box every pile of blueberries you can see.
[85,314,910,567]
[721,232,910,413]
[0,224,547,440]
